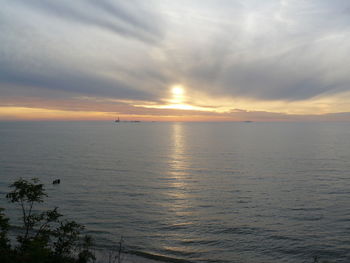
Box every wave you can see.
[127,250,194,263]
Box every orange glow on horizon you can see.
[2,89,350,122]
[0,106,235,122]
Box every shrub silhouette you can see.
[0,178,95,263]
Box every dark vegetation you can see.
[0,178,95,263]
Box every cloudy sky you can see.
[1,0,350,121]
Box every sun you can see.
[171,85,184,96]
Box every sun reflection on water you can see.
[171,123,189,171]
[167,123,193,214]
[160,123,197,255]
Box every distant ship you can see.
[115,117,141,123]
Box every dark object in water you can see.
[53,179,60,185]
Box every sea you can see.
[0,121,350,263]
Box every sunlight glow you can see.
[162,104,197,110]
[170,84,185,104]
[171,85,184,96]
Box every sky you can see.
[1,0,350,121]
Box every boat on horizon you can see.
[115,117,141,123]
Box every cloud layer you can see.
[1,0,350,119]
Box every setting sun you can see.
[170,85,186,104]
[171,85,185,96]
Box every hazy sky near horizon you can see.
[1,0,350,121]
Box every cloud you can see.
[0,62,151,100]
[159,0,350,101]
[1,0,350,119]
[15,0,164,43]
[0,0,169,102]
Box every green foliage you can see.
[78,235,96,263]
[53,220,84,257]
[1,178,95,263]
[7,178,46,203]
[6,178,49,246]
[0,207,10,246]
[0,207,11,262]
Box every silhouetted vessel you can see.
[115,117,141,123]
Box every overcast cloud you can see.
[1,0,350,114]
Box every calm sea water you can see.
[1,122,350,263]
